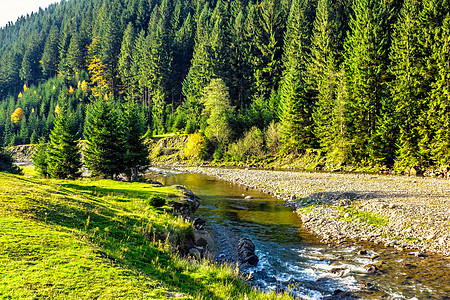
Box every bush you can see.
[228,127,264,161]
[148,195,166,208]
[183,134,207,160]
[265,121,282,155]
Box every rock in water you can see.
[238,237,259,266]
[193,218,206,230]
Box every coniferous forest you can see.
[0,0,449,169]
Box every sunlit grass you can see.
[0,171,291,299]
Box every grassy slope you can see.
[0,169,290,299]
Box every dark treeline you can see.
[0,0,449,168]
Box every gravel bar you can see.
[170,166,450,257]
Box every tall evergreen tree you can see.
[251,0,285,102]
[310,0,344,160]
[389,0,425,167]
[417,0,450,165]
[41,25,60,79]
[118,22,136,96]
[343,0,393,164]
[122,99,150,180]
[32,137,48,177]
[279,0,315,152]
[428,14,450,165]
[84,99,126,179]
[46,107,82,179]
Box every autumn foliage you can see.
[10,108,25,125]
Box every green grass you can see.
[0,170,291,299]
[337,206,389,227]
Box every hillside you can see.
[0,169,289,299]
[0,0,450,169]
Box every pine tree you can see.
[181,3,213,131]
[41,25,60,79]
[122,100,150,180]
[428,14,450,165]
[310,0,342,159]
[118,22,136,96]
[279,0,315,153]
[182,3,213,103]
[84,98,126,179]
[66,33,84,82]
[343,0,392,164]
[100,10,122,98]
[46,107,82,179]
[417,0,450,165]
[389,0,424,167]
[251,0,285,102]
[228,5,252,108]
[0,137,21,174]
[32,137,48,177]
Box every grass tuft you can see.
[0,170,291,299]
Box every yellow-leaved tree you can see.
[87,37,109,98]
[11,108,25,125]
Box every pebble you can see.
[172,166,450,257]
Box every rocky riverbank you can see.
[168,166,450,257]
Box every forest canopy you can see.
[0,0,449,168]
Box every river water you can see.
[148,168,450,299]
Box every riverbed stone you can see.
[171,166,450,258]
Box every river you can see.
[148,168,450,299]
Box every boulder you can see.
[410,167,423,176]
[194,230,214,250]
[168,186,202,219]
[193,218,206,230]
[238,237,259,266]
[189,248,201,260]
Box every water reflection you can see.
[148,169,449,299]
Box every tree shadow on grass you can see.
[13,179,243,299]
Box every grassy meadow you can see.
[0,168,290,299]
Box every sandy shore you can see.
[170,166,450,257]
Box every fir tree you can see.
[389,0,424,167]
[279,0,315,153]
[84,98,126,179]
[122,100,150,181]
[310,0,342,159]
[428,14,450,165]
[118,22,136,96]
[32,137,48,177]
[46,107,82,179]
[343,0,392,164]
[0,137,22,174]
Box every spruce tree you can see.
[310,0,342,160]
[118,22,136,96]
[32,137,48,177]
[417,0,450,165]
[251,0,285,102]
[279,0,315,152]
[0,137,21,174]
[122,100,150,181]
[389,0,424,167]
[428,14,450,166]
[343,0,392,164]
[84,99,126,179]
[46,108,82,179]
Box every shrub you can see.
[228,127,264,161]
[265,121,282,155]
[148,195,166,208]
[183,134,207,160]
